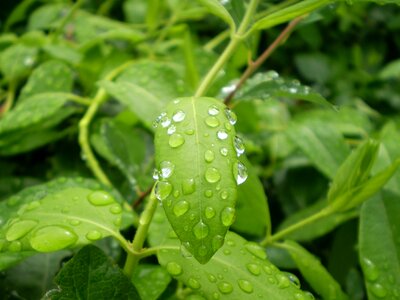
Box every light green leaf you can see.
[50,245,141,299]
[286,120,350,179]
[154,97,243,264]
[282,240,349,300]
[197,0,235,31]
[28,3,66,30]
[379,59,400,79]
[158,231,313,299]
[42,44,83,65]
[0,44,38,80]
[359,192,400,299]
[132,264,171,300]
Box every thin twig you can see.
[133,185,153,209]
[224,16,303,105]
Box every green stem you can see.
[204,30,229,51]
[260,207,331,246]
[1,80,16,115]
[52,0,84,41]
[194,0,259,97]
[123,186,158,277]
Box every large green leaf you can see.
[154,97,245,264]
[0,44,38,80]
[359,192,400,299]
[282,240,349,300]
[132,264,171,300]
[49,245,141,300]
[157,230,314,299]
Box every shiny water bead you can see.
[205,167,221,183]
[86,230,102,241]
[172,110,186,122]
[204,150,215,162]
[6,220,38,241]
[208,105,220,115]
[88,191,114,206]
[233,161,248,185]
[204,206,216,219]
[221,207,235,226]
[160,161,174,179]
[225,108,237,125]
[167,125,176,135]
[220,147,228,156]
[234,136,245,156]
[205,116,220,128]
[238,279,253,293]
[173,201,189,217]
[169,133,185,148]
[218,282,233,294]
[30,226,78,252]
[182,178,196,195]
[166,261,183,276]
[193,221,209,239]
[154,181,172,201]
[160,113,171,128]
[217,130,228,140]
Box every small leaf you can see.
[282,240,349,300]
[28,3,66,31]
[132,264,171,300]
[42,44,83,65]
[0,44,38,80]
[158,230,313,299]
[197,0,235,32]
[379,58,400,79]
[359,192,400,299]
[50,245,140,300]
[154,97,245,264]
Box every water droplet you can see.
[30,226,78,252]
[220,147,228,156]
[205,116,220,128]
[160,114,171,128]
[8,241,22,252]
[167,125,176,135]
[6,220,38,241]
[221,207,235,226]
[27,201,41,211]
[234,136,245,156]
[193,221,209,239]
[208,105,220,116]
[114,217,122,226]
[69,219,81,226]
[361,257,379,281]
[226,239,235,247]
[205,207,215,219]
[173,201,189,217]
[233,161,248,185]
[198,245,208,256]
[208,274,217,282]
[205,167,221,183]
[220,190,228,200]
[225,122,232,131]
[283,272,301,288]
[217,130,228,140]
[246,263,261,276]
[218,282,233,294]
[86,230,102,241]
[182,178,195,195]
[189,213,196,221]
[370,283,387,298]
[152,169,160,180]
[172,110,185,122]
[188,277,201,289]
[169,133,185,148]
[154,181,172,201]
[166,261,183,276]
[263,265,273,274]
[245,242,267,259]
[238,279,253,293]
[88,191,114,206]
[160,161,175,179]
[205,190,213,198]
[204,150,215,162]
[212,292,220,299]
[225,108,237,125]
[295,293,306,300]
[223,249,231,255]
[180,243,193,258]
[185,129,195,135]
[173,190,180,198]
[110,204,122,214]
[212,235,224,252]
[276,273,290,288]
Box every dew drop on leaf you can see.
[205,167,221,183]
[173,200,189,217]
[208,105,220,116]
[68,219,81,226]
[30,226,78,252]
[188,277,201,289]
[185,129,195,135]
[283,272,301,288]
[87,191,114,206]
[204,150,215,162]
[193,221,209,239]
[220,147,228,156]
[276,273,290,289]
[166,261,183,276]
[152,169,159,180]
[245,242,267,260]
[217,281,233,294]
[246,263,261,276]
[169,133,185,148]
[180,243,193,258]
[198,245,208,257]
[86,230,102,241]
[204,206,216,219]
[361,257,379,281]
[205,190,213,198]
[160,161,175,179]
[154,181,172,201]
[238,279,253,293]
[216,129,228,140]
[224,108,237,125]
[220,190,228,200]
[160,115,171,128]
[370,283,387,298]
[167,125,176,135]
[220,207,235,226]
[27,201,41,211]
[109,204,122,214]
[6,220,38,241]
[234,136,245,156]
[182,178,195,195]
[172,110,186,122]
[212,235,224,252]
[8,241,22,252]
[233,161,248,185]
[205,116,220,128]
[223,249,231,255]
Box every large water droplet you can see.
[88,191,114,206]
[166,261,183,276]
[245,242,267,259]
[276,273,290,289]
[188,277,201,289]
[205,150,215,163]
[238,279,253,293]
[6,220,38,241]
[283,272,301,288]
[361,257,379,281]
[370,283,387,298]
[208,105,220,116]
[182,178,195,195]
[218,281,233,294]
[217,130,228,140]
[172,110,186,122]
[205,206,216,219]
[160,161,175,179]
[246,263,261,276]
[234,136,245,156]
[225,108,237,125]
[8,241,22,252]
[30,226,78,252]
[205,167,221,183]
[86,230,102,241]
[212,235,224,252]
[152,169,160,180]
[221,207,235,226]
[154,181,172,201]
[233,161,248,185]
[193,221,209,239]
[167,125,176,135]
[205,116,220,128]
[173,201,189,217]
[169,133,185,148]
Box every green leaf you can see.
[0,44,38,80]
[18,60,74,102]
[158,231,313,299]
[0,177,127,270]
[237,71,334,108]
[28,3,66,31]
[50,245,140,300]
[3,0,37,31]
[42,44,83,65]
[282,240,349,300]
[154,97,244,264]
[359,192,400,299]
[132,264,171,300]
[286,120,350,179]
[232,156,270,237]
[197,0,235,32]
[379,59,400,79]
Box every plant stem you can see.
[123,186,158,276]
[224,16,303,104]
[260,207,331,246]
[195,0,260,97]
[1,80,16,116]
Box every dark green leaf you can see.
[132,264,171,300]
[50,245,140,300]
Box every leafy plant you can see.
[1,0,400,299]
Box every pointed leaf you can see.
[154,97,245,264]
[197,0,235,31]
